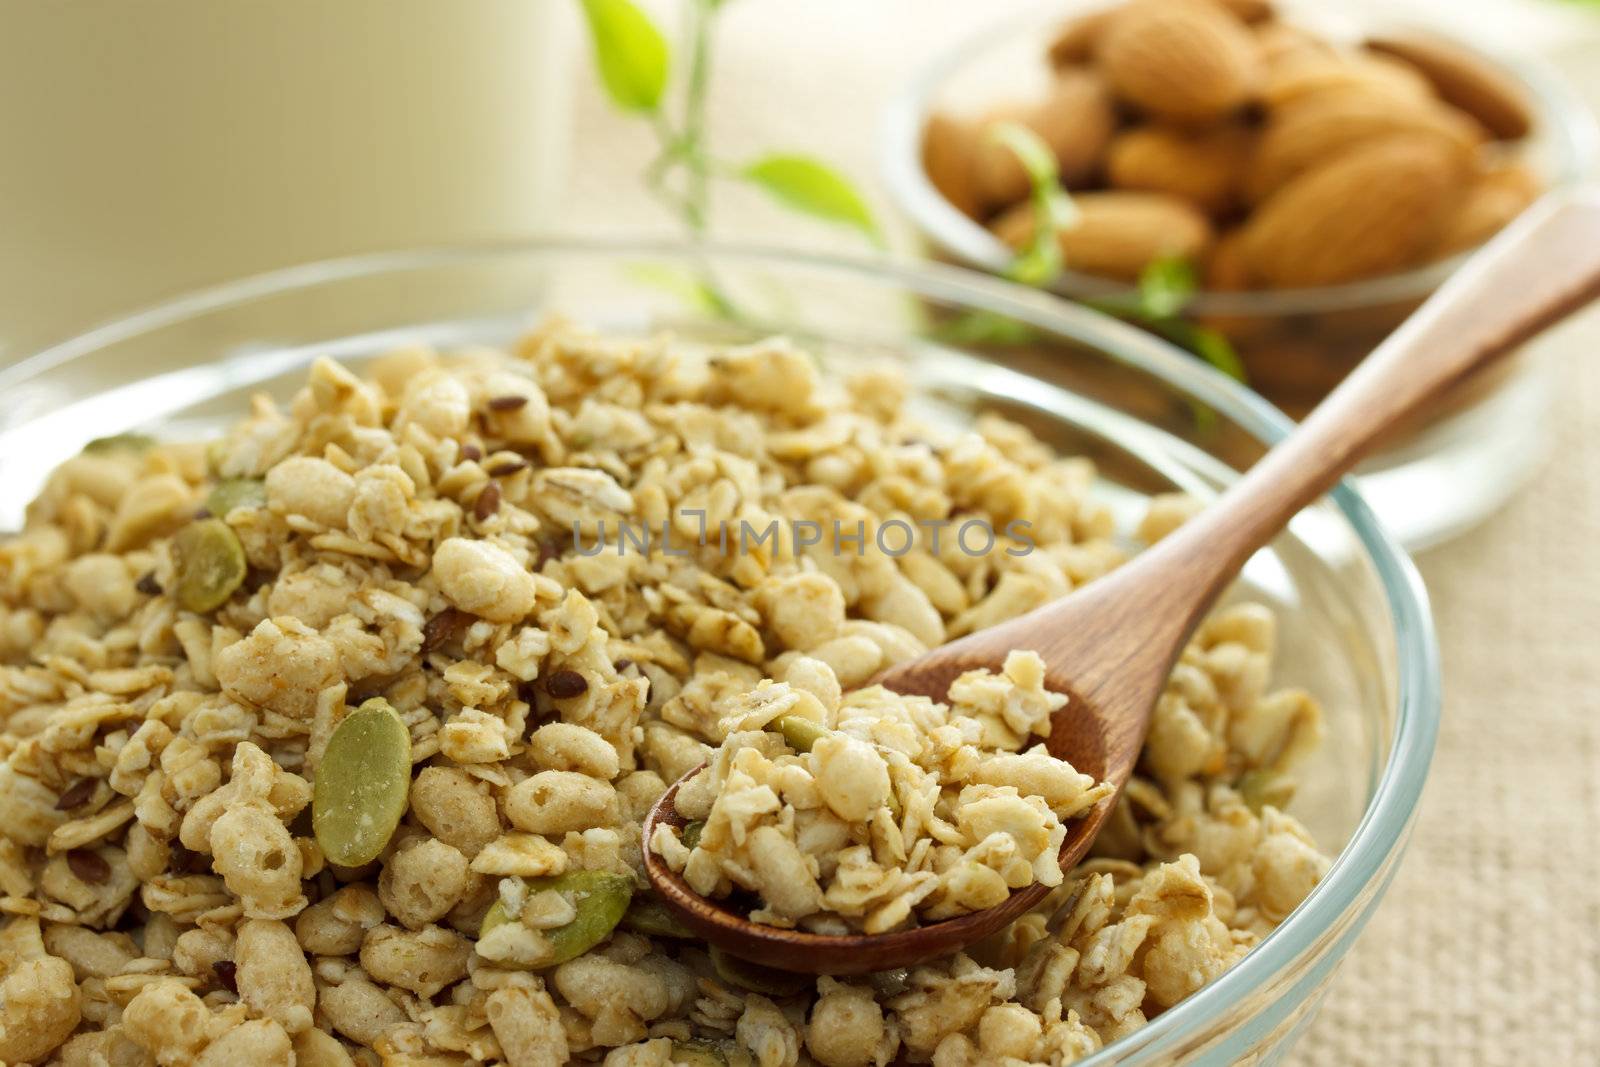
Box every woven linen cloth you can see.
[1297,318,1600,1066]
[561,2,1600,1060]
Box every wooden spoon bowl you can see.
[644,191,1600,973]
[643,776,1090,975]
[642,650,1125,975]
[642,565,1190,973]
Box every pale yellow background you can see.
[558,2,1600,1064]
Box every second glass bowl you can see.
[882,1,1599,548]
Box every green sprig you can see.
[988,122,1077,287]
[577,0,880,259]
[1122,257,1246,383]
[981,121,1248,387]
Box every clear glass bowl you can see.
[0,242,1438,1065]
[881,1,1600,550]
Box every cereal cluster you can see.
[0,322,1328,1066]
[652,650,1112,933]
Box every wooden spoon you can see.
[643,190,1600,975]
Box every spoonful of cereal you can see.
[645,191,1600,973]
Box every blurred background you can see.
[3,1,1598,1063]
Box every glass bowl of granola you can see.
[882,0,1598,550]
[0,241,1436,1066]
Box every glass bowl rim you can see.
[878,0,1600,316]
[1,237,1441,1062]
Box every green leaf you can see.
[738,154,881,243]
[931,309,1038,346]
[1091,264,1248,386]
[1185,325,1247,382]
[578,0,670,113]
[1137,256,1198,320]
[622,262,733,318]
[1121,255,1245,384]
[1151,318,1247,383]
[987,122,1077,287]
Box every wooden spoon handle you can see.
[1168,189,1600,587]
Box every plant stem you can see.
[633,0,736,318]
[638,2,713,229]
[679,0,716,234]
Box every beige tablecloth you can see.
[563,3,1600,1061]
[1298,321,1600,1067]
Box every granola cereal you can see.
[0,322,1329,1065]
[652,650,1112,933]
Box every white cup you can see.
[0,0,575,360]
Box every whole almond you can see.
[922,113,985,219]
[1262,53,1433,109]
[1241,137,1465,287]
[1433,160,1540,255]
[1048,10,1114,68]
[1254,21,1333,68]
[993,191,1214,282]
[973,70,1117,207]
[1107,124,1253,215]
[1219,0,1274,23]
[1245,89,1485,202]
[1097,0,1262,123]
[1204,228,1255,291]
[1367,35,1533,139]
[1195,228,1272,346]
[1050,6,1286,70]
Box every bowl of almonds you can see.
[884,0,1597,546]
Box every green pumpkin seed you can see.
[671,1040,754,1067]
[82,432,156,455]
[205,477,267,517]
[621,893,696,939]
[1237,769,1294,814]
[681,819,705,850]
[534,871,634,964]
[671,1041,727,1067]
[171,518,248,613]
[313,698,413,867]
[204,440,228,476]
[770,714,827,753]
[479,899,517,939]
[709,945,809,997]
[480,870,634,968]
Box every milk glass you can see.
[0,0,574,359]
